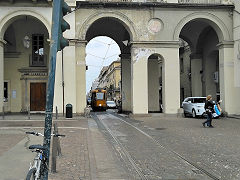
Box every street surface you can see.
[0,111,240,180]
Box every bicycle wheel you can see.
[26,168,37,180]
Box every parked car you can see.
[182,97,206,118]
[107,101,117,109]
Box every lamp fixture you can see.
[122,40,129,46]
[23,35,30,48]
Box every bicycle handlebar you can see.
[26,131,65,137]
[55,134,66,137]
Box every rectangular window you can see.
[4,82,8,102]
[96,92,104,100]
[31,34,45,67]
[192,98,206,103]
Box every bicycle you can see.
[25,131,65,180]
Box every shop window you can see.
[31,34,46,67]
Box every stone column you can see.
[190,53,203,97]
[53,44,77,114]
[131,47,148,114]
[53,51,63,113]
[162,47,180,114]
[121,53,131,112]
[217,41,235,114]
[0,39,6,113]
[75,40,87,114]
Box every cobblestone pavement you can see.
[1,112,240,180]
[131,114,240,180]
[94,112,240,180]
[0,114,129,180]
[48,128,90,180]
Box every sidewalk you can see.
[0,114,129,180]
[0,114,91,180]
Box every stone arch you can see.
[179,35,194,52]
[173,12,230,42]
[0,10,51,38]
[147,53,164,63]
[78,11,137,41]
[147,53,164,113]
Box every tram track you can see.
[111,113,220,180]
[92,112,221,180]
[91,112,147,179]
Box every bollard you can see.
[51,123,62,173]
[51,135,58,173]
[56,106,58,120]
[54,123,62,156]
[51,123,58,173]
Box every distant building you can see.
[97,60,121,101]
[91,78,99,91]
[97,66,109,89]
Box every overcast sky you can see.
[86,36,121,93]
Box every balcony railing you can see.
[29,54,47,67]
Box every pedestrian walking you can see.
[202,95,215,128]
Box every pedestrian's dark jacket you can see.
[204,100,214,114]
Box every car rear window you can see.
[107,101,115,104]
[193,98,206,103]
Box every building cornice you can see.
[217,40,234,49]
[0,38,7,45]
[0,0,52,7]
[69,39,87,46]
[131,40,180,48]
[76,1,234,10]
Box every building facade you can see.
[1,0,240,115]
[97,60,121,101]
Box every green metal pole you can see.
[42,0,61,179]
[42,0,70,178]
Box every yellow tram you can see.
[91,89,107,111]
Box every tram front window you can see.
[96,92,104,100]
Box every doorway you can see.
[30,83,46,111]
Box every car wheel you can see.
[192,109,197,118]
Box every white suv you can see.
[182,97,206,118]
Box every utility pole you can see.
[43,0,71,179]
